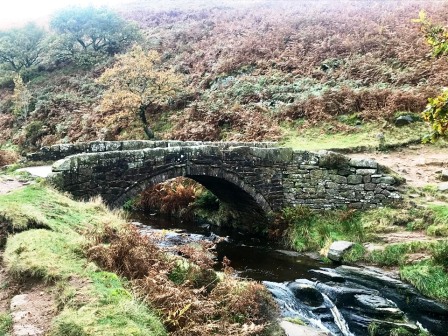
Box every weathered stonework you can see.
[27,140,277,162]
[43,141,400,215]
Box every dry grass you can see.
[88,224,278,335]
[0,150,19,167]
[138,177,203,217]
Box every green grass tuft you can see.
[368,242,431,266]
[0,313,12,336]
[400,261,448,303]
[0,183,122,232]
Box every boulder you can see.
[287,281,324,307]
[354,294,404,319]
[394,115,414,127]
[327,241,354,262]
[441,169,448,181]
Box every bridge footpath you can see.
[29,140,400,216]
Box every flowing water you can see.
[132,213,448,336]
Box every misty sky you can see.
[0,0,134,27]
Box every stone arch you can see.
[112,165,272,228]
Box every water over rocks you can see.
[132,217,448,336]
[265,266,448,336]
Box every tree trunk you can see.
[139,105,154,139]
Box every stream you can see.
[131,213,448,336]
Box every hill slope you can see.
[1,0,448,151]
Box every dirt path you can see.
[348,145,448,188]
[0,166,52,195]
[10,285,56,336]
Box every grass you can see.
[0,183,122,232]
[0,182,166,336]
[281,206,367,253]
[401,261,448,303]
[281,200,448,302]
[368,241,432,266]
[0,313,12,336]
[280,121,429,151]
[426,204,448,237]
[4,229,86,280]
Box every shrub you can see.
[431,240,448,269]
[0,149,19,167]
[138,177,203,217]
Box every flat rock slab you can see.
[280,321,330,336]
[17,166,52,178]
[327,241,354,262]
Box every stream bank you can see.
[132,213,448,336]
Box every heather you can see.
[2,1,448,148]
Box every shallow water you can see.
[131,212,328,282]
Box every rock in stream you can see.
[265,266,448,336]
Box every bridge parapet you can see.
[48,142,400,216]
[28,140,277,162]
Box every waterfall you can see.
[263,281,334,335]
[321,293,355,336]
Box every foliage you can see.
[97,45,183,138]
[414,10,448,141]
[401,261,448,303]
[50,6,139,62]
[0,313,12,336]
[0,149,19,167]
[137,177,203,217]
[88,221,278,336]
[1,185,166,336]
[0,23,47,73]
[430,240,448,269]
[422,88,448,141]
[368,242,430,266]
[3,1,448,148]
[0,183,122,232]
[279,206,365,252]
[414,10,448,57]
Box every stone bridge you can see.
[30,140,400,225]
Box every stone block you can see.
[347,174,363,184]
[378,176,395,185]
[349,158,378,169]
[310,169,325,179]
[327,241,355,262]
[365,183,376,191]
[330,175,347,183]
[325,182,340,189]
[356,168,377,175]
[337,169,353,176]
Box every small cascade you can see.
[263,281,334,335]
[321,293,354,336]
